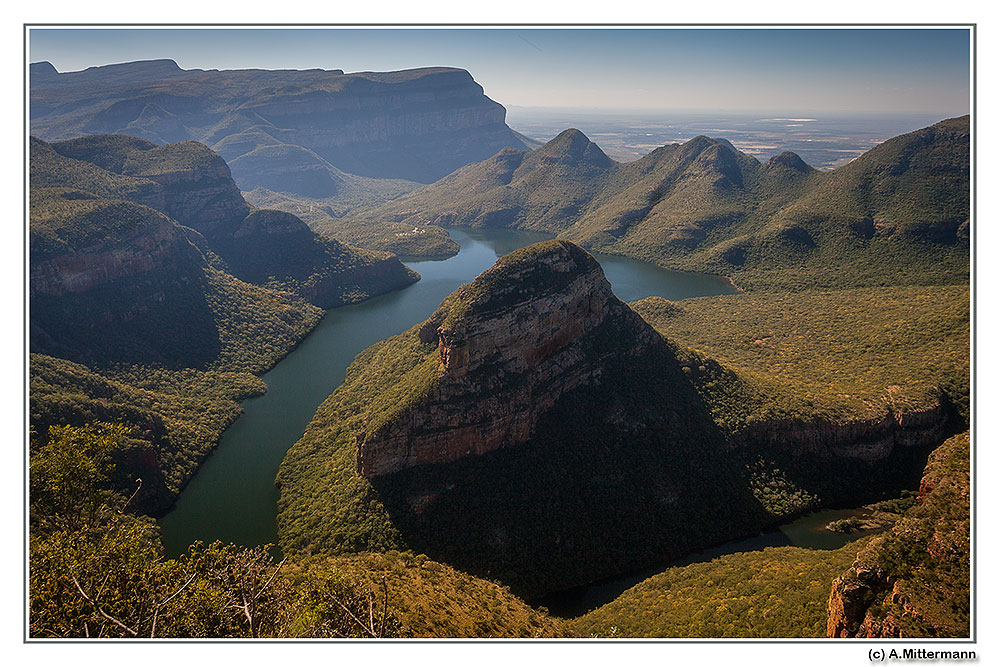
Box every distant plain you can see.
[507,108,950,168]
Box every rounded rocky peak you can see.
[419,239,614,345]
[766,151,812,173]
[676,135,733,164]
[536,129,612,167]
[484,239,601,281]
[30,61,58,75]
[236,209,311,238]
[447,239,607,316]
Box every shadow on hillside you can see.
[30,268,222,370]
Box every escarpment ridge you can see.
[357,240,663,477]
[30,61,538,190]
[277,240,957,597]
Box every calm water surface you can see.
[158,228,736,556]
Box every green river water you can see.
[159,228,738,555]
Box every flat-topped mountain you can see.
[30,60,538,191]
[373,117,970,290]
[32,134,418,310]
[276,241,951,596]
[357,239,667,477]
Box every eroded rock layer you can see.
[359,240,661,477]
[826,431,970,638]
[30,61,536,188]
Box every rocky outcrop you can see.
[728,401,948,462]
[357,239,665,478]
[30,206,199,297]
[36,134,419,311]
[30,62,537,188]
[234,209,312,239]
[118,142,251,239]
[48,135,250,240]
[826,431,970,638]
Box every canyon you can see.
[278,239,956,598]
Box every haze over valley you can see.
[26,27,971,645]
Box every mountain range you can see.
[30,60,538,193]
[26,60,971,638]
[370,117,970,290]
[29,132,418,513]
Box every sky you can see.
[28,27,971,116]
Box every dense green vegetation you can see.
[244,187,459,257]
[29,187,172,262]
[633,284,970,429]
[569,542,864,638]
[29,424,560,638]
[29,257,324,511]
[366,118,969,291]
[290,552,562,638]
[832,431,970,637]
[30,138,163,207]
[211,209,419,310]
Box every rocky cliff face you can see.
[728,402,948,462]
[117,142,250,239]
[36,134,419,311]
[826,431,970,638]
[30,207,199,298]
[30,62,536,189]
[357,240,662,477]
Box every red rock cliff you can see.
[826,431,970,638]
[357,239,662,478]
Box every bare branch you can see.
[251,557,286,602]
[368,591,375,636]
[241,595,254,638]
[327,594,378,638]
[146,572,197,638]
[119,478,143,514]
[71,575,138,637]
[379,576,390,638]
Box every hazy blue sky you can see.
[28,28,971,114]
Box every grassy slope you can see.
[30,137,162,206]
[289,552,562,638]
[632,284,970,430]
[365,118,969,291]
[30,187,166,261]
[243,187,458,258]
